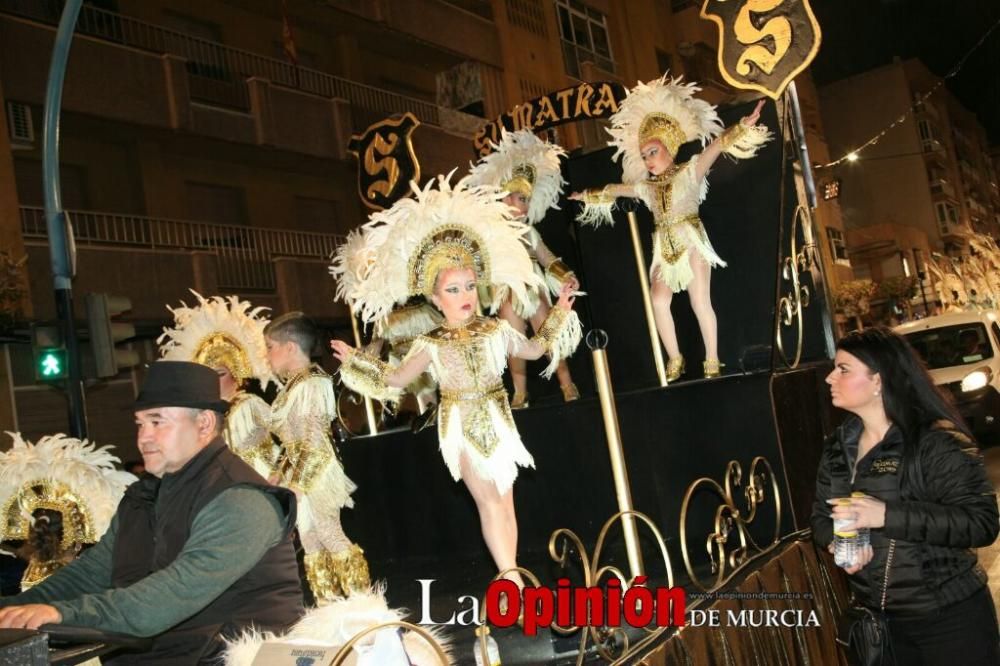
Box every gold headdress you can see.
[349,172,544,324]
[467,129,567,225]
[609,73,724,184]
[158,290,275,389]
[0,432,136,550]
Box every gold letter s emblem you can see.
[364,133,401,201]
[734,0,791,76]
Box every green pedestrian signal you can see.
[31,324,68,382]
[37,348,67,380]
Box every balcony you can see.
[928,178,956,200]
[0,1,482,136]
[19,206,348,322]
[921,138,945,155]
[913,95,940,119]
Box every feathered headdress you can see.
[467,128,567,225]
[609,73,724,184]
[349,172,545,324]
[0,432,136,550]
[158,290,276,390]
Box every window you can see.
[294,196,341,234]
[186,182,248,226]
[822,179,841,200]
[934,201,958,235]
[555,0,615,76]
[826,227,850,266]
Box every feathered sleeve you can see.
[530,307,583,378]
[719,122,772,160]
[277,376,338,493]
[225,394,277,477]
[338,350,406,405]
[576,187,619,227]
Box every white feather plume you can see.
[330,227,383,308]
[157,290,276,390]
[467,128,567,225]
[608,73,724,184]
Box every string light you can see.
[816,16,1000,170]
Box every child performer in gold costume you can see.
[158,291,278,478]
[468,129,581,408]
[571,74,769,381]
[265,312,369,602]
[0,433,136,590]
[331,174,582,590]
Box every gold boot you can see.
[510,391,529,410]
[328,544,371,597]
[304,550,340,603]
[665,356,685,383]
[703,358,724,378]
[561,382,580,402]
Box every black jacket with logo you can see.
[811,415,998,616]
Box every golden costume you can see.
[335,175,582,494]
[0,433,136,589]
[158,291,279,478]
[270,363,369,600]
[468,128,577,319]
[577,74,770,292]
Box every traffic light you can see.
[86,293,140,378]
[31,323,67,381]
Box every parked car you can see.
[895,310,1000,446]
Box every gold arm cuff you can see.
[545,259,575,285]
[532,305,570,353]
[582,188,615,205]
[339,350,403,404]
[720,123,749,152]
[281,439,334,492]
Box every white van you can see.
[895,310,1000,446]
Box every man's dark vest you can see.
[109,438,304,664]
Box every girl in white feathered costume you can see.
[0,433,136,590]
[468,129,581,408]
[330,173,582,591]
[157,290,279,478]
[570,73,770,382]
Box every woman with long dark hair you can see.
[812,326,999,665]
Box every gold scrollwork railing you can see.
[679,456,782,592]
[477,509,677,666]
[776,205,816,368]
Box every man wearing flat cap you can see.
[0,361,305,663]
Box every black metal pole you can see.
[42,0,87,437]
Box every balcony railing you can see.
[20,207,343,292]
[0,0,479,130]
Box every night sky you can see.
[809,0,1000,145]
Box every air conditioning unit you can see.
[5,101,34,147]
